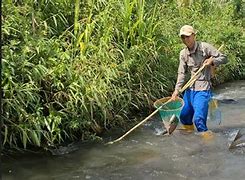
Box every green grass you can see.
[2,0,244,150]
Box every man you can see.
[171,25,228,139]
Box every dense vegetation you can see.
[2,0,244,150]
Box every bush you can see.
[2,0,244,150]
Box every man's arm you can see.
[172,51,187,100]
[203,43,228,66]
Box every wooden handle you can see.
[106,99,172,145]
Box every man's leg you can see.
[192,90,211,132]
[179,89,194,128]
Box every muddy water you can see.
[2,80,245,180]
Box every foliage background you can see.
[2,0,244,150]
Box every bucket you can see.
[154,97,184,121]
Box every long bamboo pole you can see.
[106,99,172,145]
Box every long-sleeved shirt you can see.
[175,41,228,91]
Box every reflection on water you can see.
[3,81,245,180]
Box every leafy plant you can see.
[2,0,244,150]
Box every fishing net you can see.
[208,98,222,125]
[154,97,184,122]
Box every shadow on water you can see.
[2,80,245,180]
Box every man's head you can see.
[179,25,196,50]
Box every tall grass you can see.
[2,0,244,150]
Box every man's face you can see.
[181,34,195,49]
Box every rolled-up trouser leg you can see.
[192,90,211,132]
[180,89,194,125]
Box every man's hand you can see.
[171,89,179,101]
[203,57,214,66]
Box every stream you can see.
[2,80,245,180]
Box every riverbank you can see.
[2,0,244,150]
[2,81,245,180]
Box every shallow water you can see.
[2,80,245,180]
